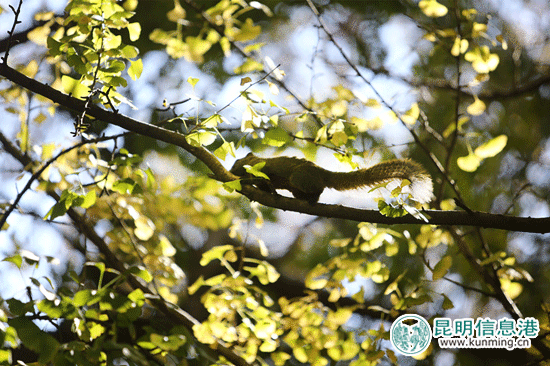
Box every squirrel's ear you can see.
[246,152,254,157]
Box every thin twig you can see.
[0,132,127,229]
[216,64,281,114]
[1,0,24,65]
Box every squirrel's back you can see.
[230,153,433,204]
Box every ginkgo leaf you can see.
[402,103,420,125]
[457,153,482,172]
[474,135,508,158]
[419,0,448,17]
[467,97,486,116]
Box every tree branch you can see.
[1,63,549,233]
[239,185,550,233]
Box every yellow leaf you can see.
[465,46,499,73]
[472,22,487,38]
[20,60,39,78]
[442,294,455,309]
[233,18,261,42]
[364,98,381,108]
[127,22,141,42]
[187,77,199,87]
[351,116,382,131]
[28,25,51,47]
[451,37,469,56]
[419,0,448,17]
[402,103,419,125]
[466,97,486,116]
[128,59,143,80]
[457,153,482,172]
[134,216,155,241]
[293,348,308,363]
[330,100,347,117]
[159,235,176,256]
[167,0,186,22]
[500,278,523,299]
[474,135,508,158]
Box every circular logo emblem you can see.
[390,314,432,356]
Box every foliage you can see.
[0,0,549,365]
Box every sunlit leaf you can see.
[466,97,486,116]
[61,75,89,99]
[451,37,469,56]
[233,18,261,42]
[419,0,448,17]
[214,141,236,160]
[457,153,482,172]
[401,103,419,124]
[474,135,508,158]
[185,131,217,147]
[128,58,143,80]
[244,161,269,179]
[127,22,141,41]
[465,45,500,73]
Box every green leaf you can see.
[128,58,143,80]
[112,178,142,194]
[150,333,186,351]
[202,114,223,128]
[3,254,22,269]
[474,135,508,158]
[378,201,407,218]
[200,245,236,266]
[73,289,98,307]
[121,44,139,59]
[185,131,217,147]
[44,190,78,220]
[223,180,242,192]
[80,190,96,209]
[61,75,89,99]
[244,161,269,179]
[214,141,236,161]
[8,317,60,363]
[127,266,153,283]
[7,298,33,316]
[263,127,291,147]
[442,294,455,309]
[433,255,452,280]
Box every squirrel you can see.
[230,153,434,204]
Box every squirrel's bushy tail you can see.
[324,159,434,203]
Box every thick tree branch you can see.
[239,185,550,233]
